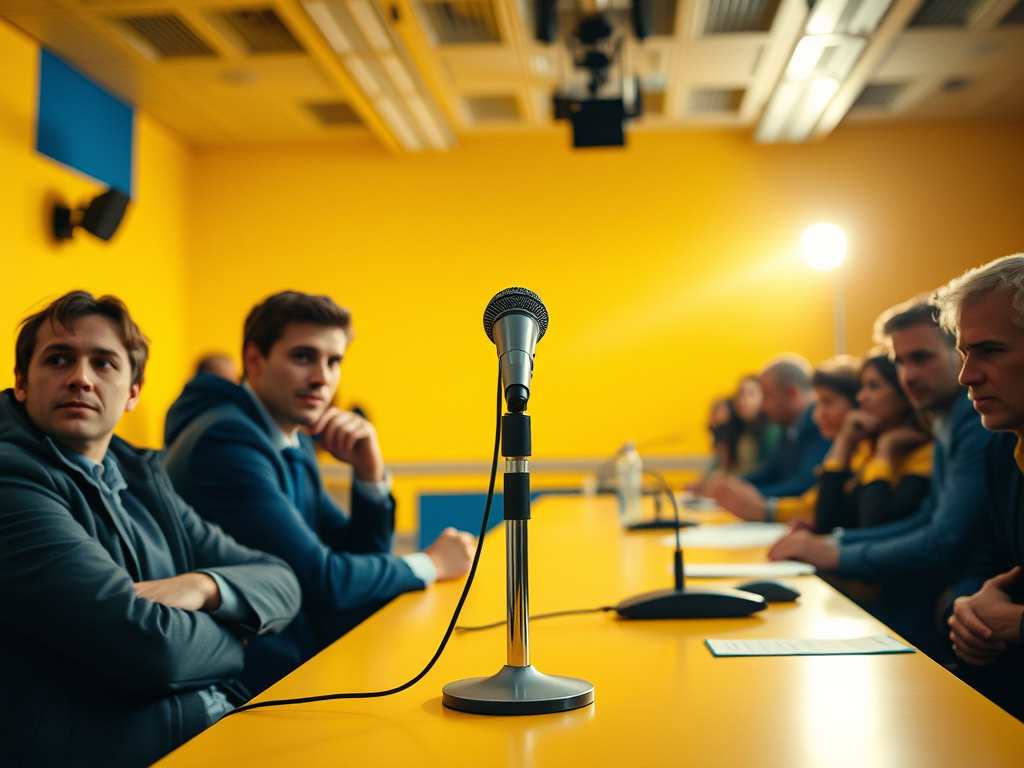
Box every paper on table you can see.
[682,561,816,578]
[705,634,915,657]
[661,522,789,549]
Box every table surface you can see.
[156,496,1024,768]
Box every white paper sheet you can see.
[682,561,816,578]
[705,634,915,657]
[661,522,789,549]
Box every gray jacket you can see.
[0,391,301,768]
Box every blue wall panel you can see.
[36,50,133,194]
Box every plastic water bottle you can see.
[616,441,643,526]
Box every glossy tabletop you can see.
[156,496,1024,768]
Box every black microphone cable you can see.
[226,366,504,715]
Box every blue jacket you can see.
[0,391,300,768]
[838,390,992,581]
[163,374,424,694]
[743,405,831,498]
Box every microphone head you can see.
[483,287,549,343]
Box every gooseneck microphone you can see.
[483,287,549,413]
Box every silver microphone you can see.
[483,288,549,412]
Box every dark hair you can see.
[860,353,923,431]
[713,376,773,471]
[876,299,955,347]
[242,291,351,375]
[811,359,860,407]
[15,290,149,386]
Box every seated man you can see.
[769,299,991,659]
[935,254,1024,720]
[690,356,832,518]
[0,291,300,768]
[163,291,475,694]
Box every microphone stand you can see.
[442,412,595,715]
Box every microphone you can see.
[483,288,549,413]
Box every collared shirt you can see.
[61,448,241,724]
[241,383,436,585]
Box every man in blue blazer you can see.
[164,291,475,694]
[936,254,1024,720]
[0,291,301,768]
[770,300,991,658]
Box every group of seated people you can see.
[691,254,1024,722]
[2,255,1022,767]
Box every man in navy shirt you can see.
[935,254,1024,720]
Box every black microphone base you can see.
[442,665,594,716]
[615,587,766,619]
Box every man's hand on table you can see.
[768,529,839,570]
[949,566,1024,666]
[688,476,766,521]
[423,527,476,581]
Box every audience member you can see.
[163,291,476,694]
[934,254,1024,720]
[814,353,933,533]
[769,299,991,658]
[0,291,300,768]
[690,356,832,517]
[196,352,239,381]
[707,375,780,476]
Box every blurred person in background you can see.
[706,375,780,477]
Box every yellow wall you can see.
[0,20,192,448]
[186,123,1024,463]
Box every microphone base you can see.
[442,665,594,716]
[615,587,766,619]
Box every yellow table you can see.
[157,496,1024,768]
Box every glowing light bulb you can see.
[801,223,847,270]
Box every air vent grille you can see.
[115,14,217,58]
[215,8,304,53]
[419,1,501,44]
[850,82,907,109]
[1000,0,1024,24]
[651,0,678,35]
[466,95,520,121]
[704,0,783,34]
[941,77,972,91]
[306,101,363,125]
[908,0,983,27]
[688,88,745,113]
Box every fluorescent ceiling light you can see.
[805,0,848,34]
[304,1,354,53]
[375,96,422,150]
[380,54,416,95]
[347,0,392,52]
[344,56,382,96]
[808,76,840,108]
[406,93,450,150]
[785,37,825,80]
[846,0,893,35]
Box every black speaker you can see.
[535,0,557,43]
[631,0,653,40]
[53,187,130,242]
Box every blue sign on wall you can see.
[36,49,134,194]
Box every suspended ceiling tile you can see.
[440,47,524,89]
[677,37,766,82]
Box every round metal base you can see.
[442,665,594,715]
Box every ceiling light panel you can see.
[347,0,393,50]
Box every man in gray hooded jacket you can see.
[0,291,301,768]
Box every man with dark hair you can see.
[164,291,475,694]
[690,355,831,517]
[770,299,991,659]
[0,291,301,768]
[934,254,1024,720]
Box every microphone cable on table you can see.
[225,366,504,716]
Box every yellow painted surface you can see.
[184,124,1024,464]
[0,19,192,448]
[155,495,1024,768]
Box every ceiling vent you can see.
[850,82,907,109]
[306,101,364,125]
[688,88,745,113]
[651,0,679,35]
[941,76,972,91]
[115,14,217,58]
[703,0,783,34]
[465,95,520,121]
[908,0,983,27]
[418,1,501,45]
[212,8,305,53]
[1000,0,1024,24]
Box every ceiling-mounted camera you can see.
[537,0,652,148]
